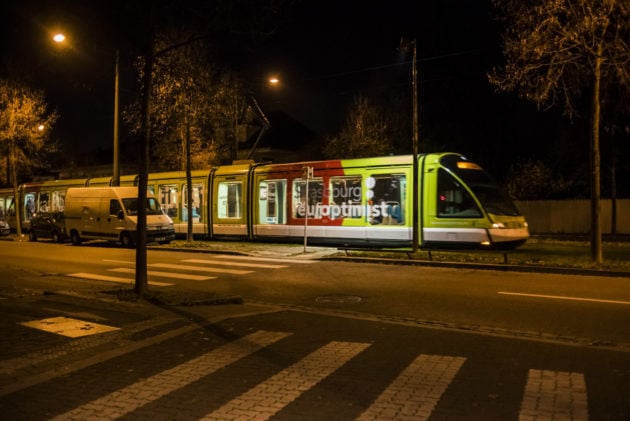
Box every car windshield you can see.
[122,198,164,216]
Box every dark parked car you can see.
[28,212,66,243]
[0,218,10,236]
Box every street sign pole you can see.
[303,166,312,253]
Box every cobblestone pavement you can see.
[1,282,628,420]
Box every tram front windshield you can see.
[441,156,520,217]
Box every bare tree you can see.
[0,79,58,238]
[490,0,630,263]
[323,95,394,159]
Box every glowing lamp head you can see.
[53,33,66,43]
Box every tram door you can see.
[211,166,250,237]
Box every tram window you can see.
[366,174,405,225]
[182,184,203,222]
[6,197,15,217]
[39,192,50,212]
[437,169,482,218]
[329,176,362,219]
[51,191,65,212]
[217,181,242,219]
[159,184,178,218]
[24,194,36,220]
[259,180,286,224]
[292,179,323,219]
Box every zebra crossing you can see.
[42,329,591,420]
[65,254,314,286]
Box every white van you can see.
[64,187,175,247]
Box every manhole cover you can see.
[315,295,363,304]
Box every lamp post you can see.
[52,33,120,186]
[112,50,120,186]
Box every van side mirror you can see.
[117,210,124,220]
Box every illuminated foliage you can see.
[0,78,57,236]
[124,33,220,171]
[0,79,58,182]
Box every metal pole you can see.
[412,40,419,253]
[303,171,309,253]
[112,50,120,187]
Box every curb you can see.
[322,255,630,278]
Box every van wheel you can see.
[71,231,82,245]
[120,233,134,248]
[52,231,61,243]
[29,231,37,242]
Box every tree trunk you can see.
[590,48,603,263]
[10,140,22,239]
[611,137,617,236]
[186,117,193,242]
[135,43,155,296]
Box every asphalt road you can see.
[2,240,629,348]
[0,239,629,419]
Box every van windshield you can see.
[122,197,164,216]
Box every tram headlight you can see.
[492,222,505,229]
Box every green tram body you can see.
[0,153,529,248]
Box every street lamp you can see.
[400,37,419,253]
[51,32,120,186]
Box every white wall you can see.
[515,199,630,234]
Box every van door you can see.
[79,198,101,237]
[101,198,125,240]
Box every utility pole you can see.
[400,37,420,253]
[411,39,419,253]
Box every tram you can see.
[0,152,529,248]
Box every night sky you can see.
[1,0,625,192]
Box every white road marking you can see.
[499,291,630,305]
[50,331,291,421]
[67,272,172,287]
[102,259,134,264]
[20,317,119,338]
[108,267,215,281]
[201,341,370,420]
[149,262,252,275]
[208,254,316,264]
[182,258,286,269]
[519,369,588,420]
[357,354,466,421]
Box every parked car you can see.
[0,218,10,236]
[28,212,66,243]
